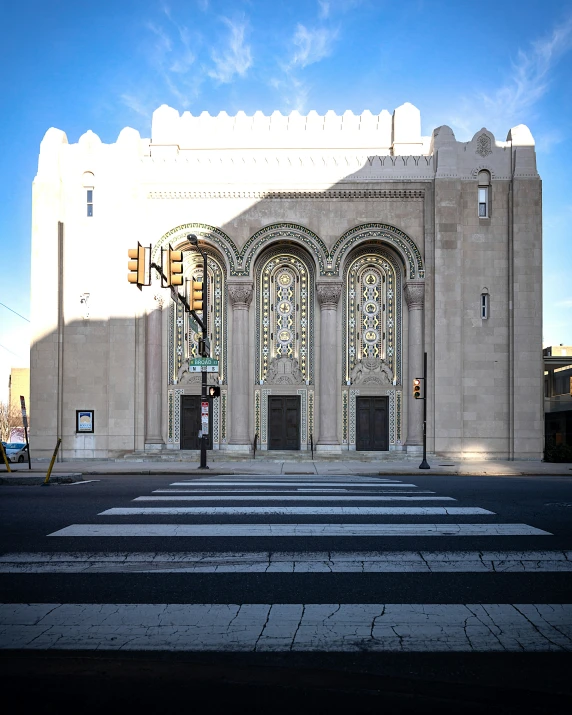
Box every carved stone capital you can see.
[228,281,253,308]
[316,281,342,308]
[404,281,425,310]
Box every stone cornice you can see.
[148,189,425,200]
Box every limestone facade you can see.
[29,103,543,460]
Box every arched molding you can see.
[342,244,404,386]
[471,165,496,180]
[238,223,327,277]
[168,246,228,386]
[331,223,424,279]
[254,242,316,385]
[152,222,240,276]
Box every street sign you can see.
[20,395,31,470]
[20,396,28,430]
[201,400,209,430]
[188,357,219,373]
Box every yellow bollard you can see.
[0,442,11,473]
[43,438,62,486]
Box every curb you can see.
[0,474,83,485]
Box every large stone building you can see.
[30,102,543,460]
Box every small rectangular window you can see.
[481,293,489,319]
[87,189,93,217]
[478,187,488,218]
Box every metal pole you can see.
[0,441,11,473]
[43,438,62,486]
[199,249,209,469]
[419,351,430,469]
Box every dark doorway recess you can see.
[268,396,301,450]
[181,395,213,450]
[356,396,389,451]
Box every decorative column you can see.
[316,280,342,451]
[228,280,254,450]
[404,281,425,450]
[145,294,164,450]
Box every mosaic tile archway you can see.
[167,247,228,448]
[341,245,404,450]
[255,245,316,385]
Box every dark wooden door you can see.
[268,396,300,450]
[356,396,389,451]
[181,395,213,450]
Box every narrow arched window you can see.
[478,170,490,218]
[481,291,490,319]
[82,171,95,217]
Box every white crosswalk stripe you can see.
[2,550,570,573]
[168,481,419,487]
[1,603,571,652]
[1,475,568,653]
[98,506,491,516]
[136,495,453,501]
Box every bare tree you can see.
[0,401,23,442]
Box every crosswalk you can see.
[1,474,571,653]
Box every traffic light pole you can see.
[135,240,210,469]
[419,351,430,469]
[199,249,208,470]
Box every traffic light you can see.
[189,280,204,311]
[127,243,148,288]
[162,245,184,287]
[208,386,221,398]
[413,378,422,399]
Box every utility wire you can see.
[0,302,30,322]
[0,343,26,359]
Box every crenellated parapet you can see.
[34,102,539,187]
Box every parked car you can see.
[3,442,28,463]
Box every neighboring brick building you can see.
[29,102,543,460]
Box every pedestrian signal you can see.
[208,386,221,398]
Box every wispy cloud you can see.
[269,74,309,113]
[318,1,330,19]
[208,17,252,83]
[289,24,338,69]
[141,9,199,109]
[269,21,339,112]
[120,93,155,118]
[555,299,572,308]
[446,16,572,140]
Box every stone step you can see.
[118,449,415,463]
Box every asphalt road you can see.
[1,472,571,713]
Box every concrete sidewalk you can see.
[2,455,572,482]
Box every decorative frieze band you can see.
[148,189,425,200]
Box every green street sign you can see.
[188,357,219,373]
[189,357,219,367]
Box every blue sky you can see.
[1,0,571,400]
